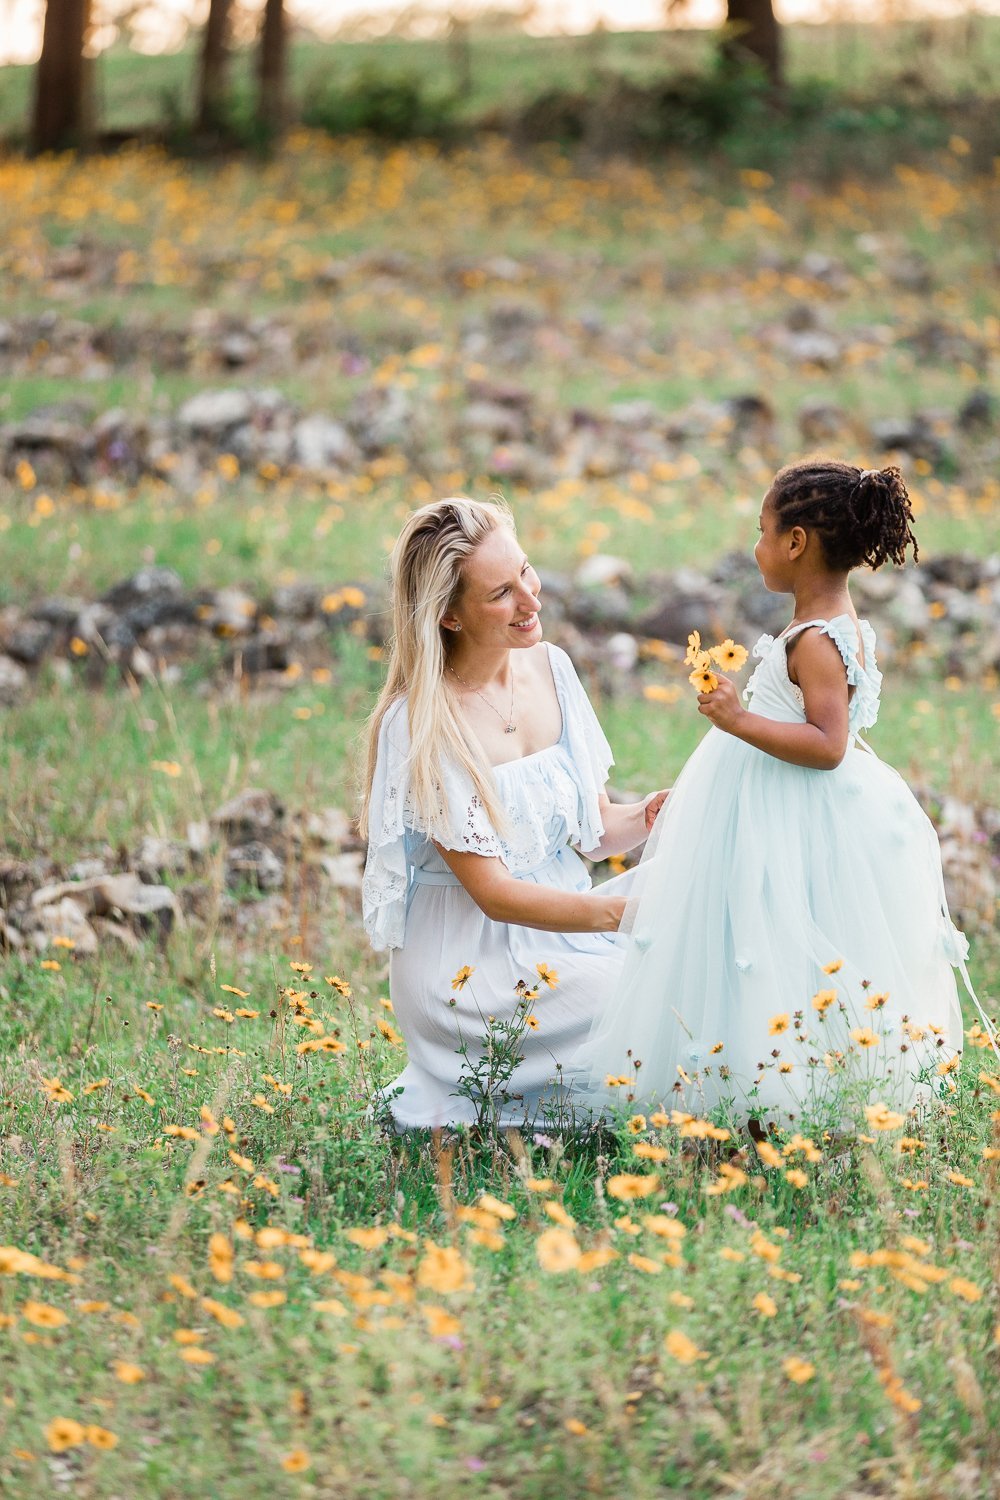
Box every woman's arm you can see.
[578,789,669,860]
[432,845,627,933]
[696,631,850,770]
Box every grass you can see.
[0,104,998,1496]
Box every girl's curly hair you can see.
[768,461,918,571]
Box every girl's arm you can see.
[697,630,850,770]
[432,845,627,932]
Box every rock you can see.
[604,632,639,674]
[348,385,415,455]
[869,415,946,465]
[886,251,933,294]
[320,851,364,889]
[211,788,285,843]
[202,587,257,637]
[0,655,28,705]
[135,836,189,881]
[226,841,284,892]
[569,584,634,633]
[65,856,111,882]
[291,415,359,471]
[187,821,212,856]
[219,333,257,368]
[304,807,353,845]
[461,401,526,442]
[797,401,851,444]
[636,568,726,646]
[4,618,54,665]
[575,555,634,590]
[103,567,184,611]
[26,898,100,955]
[178,389,253,436]
[226,633,290,675]
[883,576,930,637]
[270,582,321,618]
[785,331,840,367]
[30,873,179,937]
[957,389,994,432]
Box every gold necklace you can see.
[448,664,517,734]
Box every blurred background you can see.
[0,0,997,948]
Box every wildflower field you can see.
[1,90,1000,1498]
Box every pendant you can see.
[505,723,516,734]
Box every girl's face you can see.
[444,527,543,651]
[754,492,798,593]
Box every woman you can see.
[359,496,665,1129]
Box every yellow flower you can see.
[45,1417,86,1452]
[769,1013,790,1035]
[248,1290,286,1309]
[416,1242,474,1295]
[752,1292,777,1317]
[946,1171,975,1188]
[782,1356,815,1384]
[280,1449,311,1474]
[564,1418,588,1436]
[536,962,559,988]
[627,1114,647,1134]
[112,1359,145,1384]
[22,1301,68,1328]
[423,1305,462,1338]
[633,1142,669,1162]
[683,630,703,666]
[709,639,748,672]
[688,666,719,693]
[865,991,890,1011]
[812,989,837,1013]
[451,965,474,991]
[524,1014,539,1030]
[604,1075,632,1087]
[607,1173,660,1201]
[822,959,843,974]
[949,1277,982,1303]
[849,1027,879,1048]
[784,1169,808,1189]
[536,1228,581,1273]
[664,1329,705,1365]
[628,1253,663,1275]
[478,1193,516,1221]
[201,1297,243,1329]
[864,1102,906,1131]
[85,1425,118,1450]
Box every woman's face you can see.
[444,527,543,650]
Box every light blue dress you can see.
[362,643,629,1129]
[575,616,969,1123]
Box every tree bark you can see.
[198,0,234,134]
[724,0,783,88]
[257,0,287,133]
[31,0,93,152]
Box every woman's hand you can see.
[642,789,669,832]
[697,675,745,734]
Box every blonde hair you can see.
[358,495,515,841]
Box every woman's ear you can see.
[440,615,461,632]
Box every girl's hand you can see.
[697,675,745,733]
[642,789,670,832]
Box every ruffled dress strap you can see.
[545,643,614,852]
[784,615,882,733]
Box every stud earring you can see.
[452,623,462,631]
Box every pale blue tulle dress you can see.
[362,643,630,1129]
[575,616,969,1123]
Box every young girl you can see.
[578,460,987,1124]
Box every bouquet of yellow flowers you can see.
[684,631,749,692]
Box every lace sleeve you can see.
[361,699,504,951]
[361,700,412,952]
[547,644,614,852]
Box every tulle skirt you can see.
[574,728,966,1125]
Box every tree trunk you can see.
[198,0,234,134]
[724,0,782,88]
[31,0,93,152]
[257,0,287,133]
